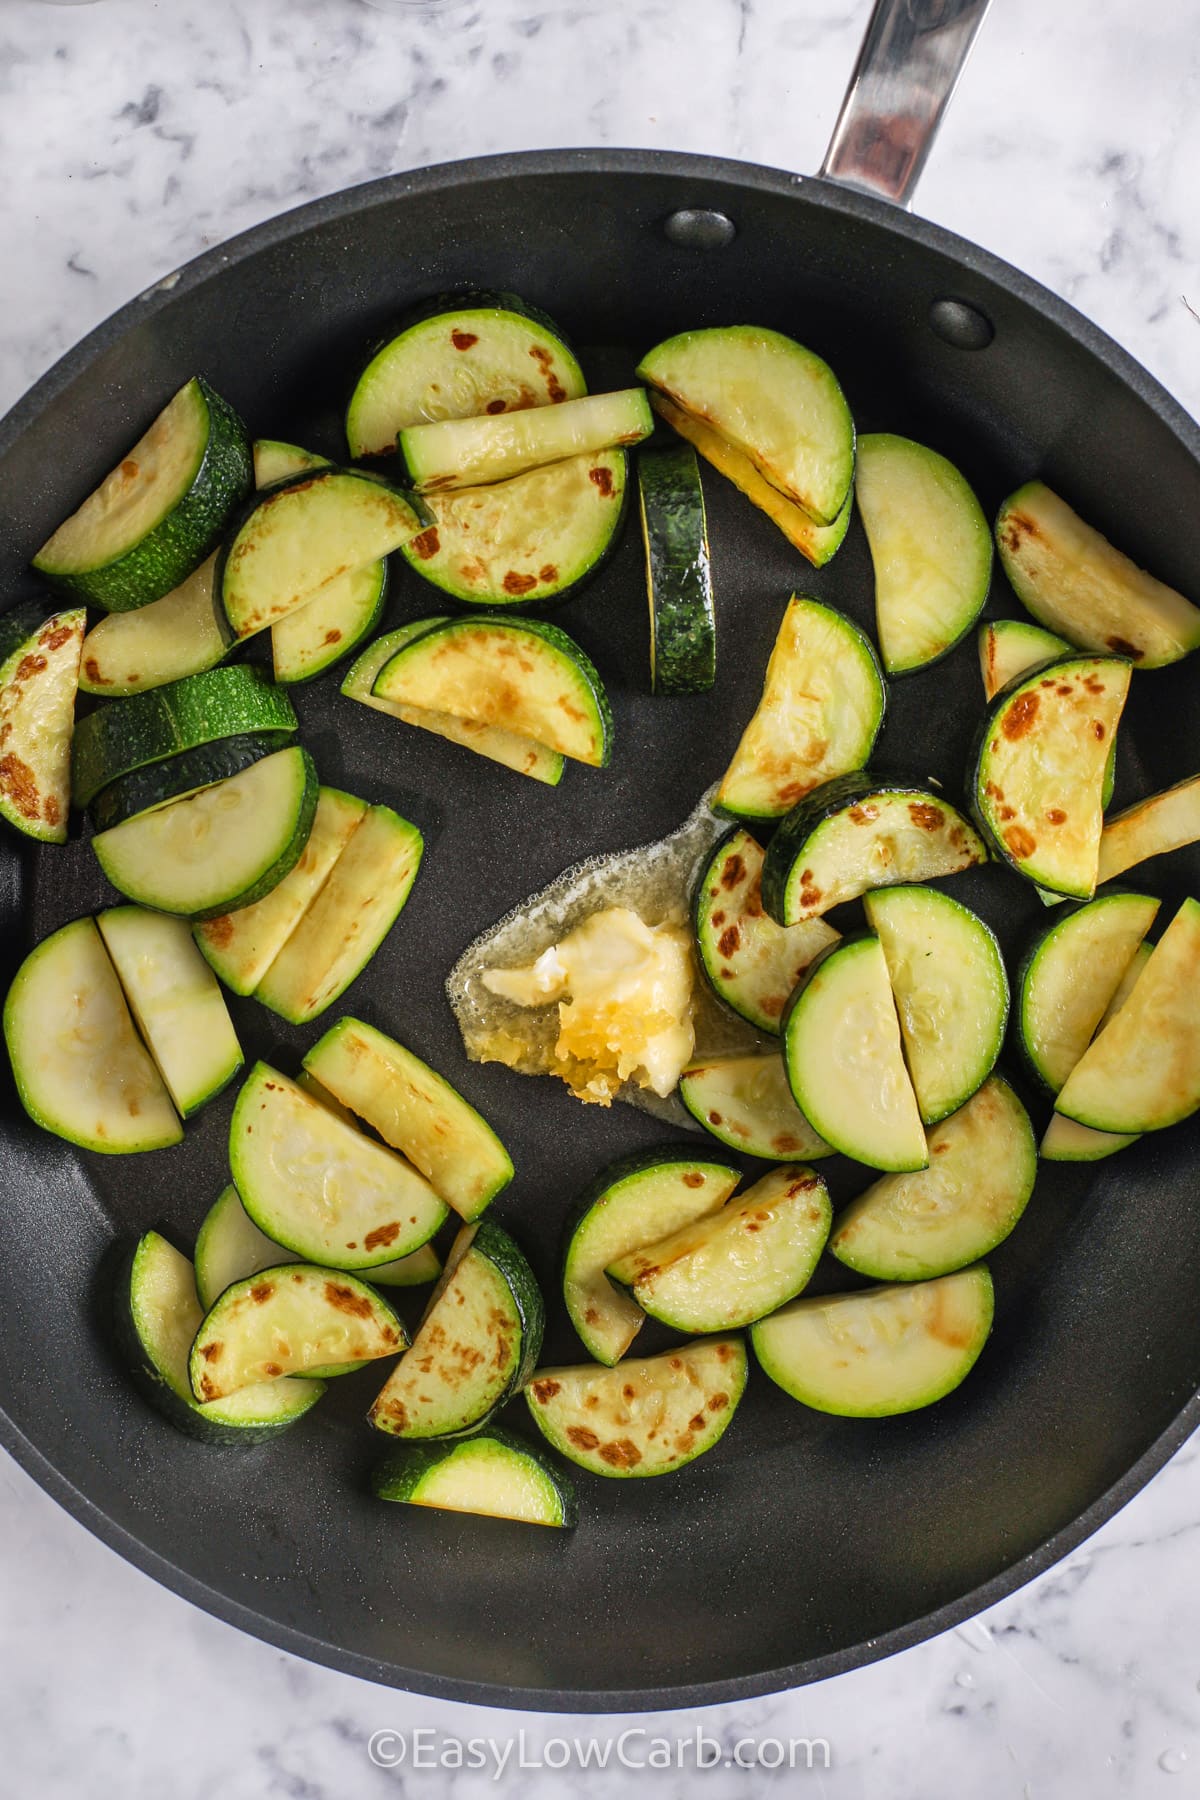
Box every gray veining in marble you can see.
[1,1,1199,1794]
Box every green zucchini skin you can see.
[761,771,986,926]
[35,378,252,612]
[71,665,298,808]
[89,731,289,831]
[371,1426,578,1528]
[638,443,715,694]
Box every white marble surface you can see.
[2,0,1200,1792]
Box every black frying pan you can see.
[1,0,1197,1711]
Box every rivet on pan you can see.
[929,298,994,350]
[662,209,737,251]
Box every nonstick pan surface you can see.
[1,151,1198,1709]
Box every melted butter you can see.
[446,788,763,1123]
[481,906,696,1103]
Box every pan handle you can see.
[820,0,992,208]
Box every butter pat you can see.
[481,906,696,1105]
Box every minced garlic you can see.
[480,906,696,1106]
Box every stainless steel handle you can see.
[821,0,992,208]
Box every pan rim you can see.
[1,145,1197,1711]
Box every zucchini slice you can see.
[33,377,251,611]
[649,390,851,567]
[1040,1111,1140,1163]
[978,617,1069,702]
[96,907,242,1117]
[401,389,652,492]
[679,1054,832,1160]
[716,597,885,820]
[783,933,928,1172]
[692,825,839,1032]
[369,1220,544,1439]
[607,1164,831,1333]
[563,1148,740,1365]
[636,326,855,526]
[996,481,1200,668]
[194,1182,438,1314]
[830,1077,1036,1281]
[855,433,991,674]
[92,744,319,920]
[303,1016,513,1222]
[117,1231,322,1441]
[979,618,1118,812]
[88,733,288,833]
[1098,775,1200,885]
[403,451,627,608]
[3,917,181,1153]
[371,615,612,767]
[0,608,85,843]
[342,625,564,786]
[372,1428,577,1527]
[252,803,424,1024]
[219,468,429,641]
[525,1337,746,1478]
[271,559,387,687]
[295,1068,356,1125]
[230,1062,448,1268]
[71,664,297,808]
[79,552,231,697]
[193,785,368,996]
[1016,890,1160,1092]
[252,441,389,685]
[762,772,986,926]
[1100,936,1154,1025]
[190,1263,406,1401]
[863,886,1008,1124]
[345,292,586,457]
[751,1264,993,1417]
[1037,939,1150,1161]
[638,444,715,694]
[1055,897,1200,1133]
[253,439,326,488]
[972,654,1131,898]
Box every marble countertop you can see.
[2,0,1199,1793]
